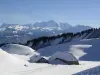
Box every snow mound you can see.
[49,52,79,65]
[1,44,35,55]
[49,52,78,61]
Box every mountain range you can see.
[0,20,91,44]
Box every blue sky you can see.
[0,0,100,27]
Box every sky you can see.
[0,0,100,27]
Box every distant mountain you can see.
[0,20,92,32]
[31,20,91,33]
[0,20,92,44]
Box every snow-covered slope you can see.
[0,47,100,75]
[0,48,25,64]
[0,38,100,75]
[0,48,49,75]
[38,38,100,61]
[12,61,100,75]
[0,48,28,74]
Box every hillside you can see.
[0,40,100,75]
[26,28,94,49]
[38,38,100,61]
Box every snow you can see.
[0,53,99,75]
[1,44,35,55]
[15,61,100,75]
[49,52,77,61]
[0,48,28,73]
[1,44,40,61]
[38,38,100,61]
[0,38,100,75]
